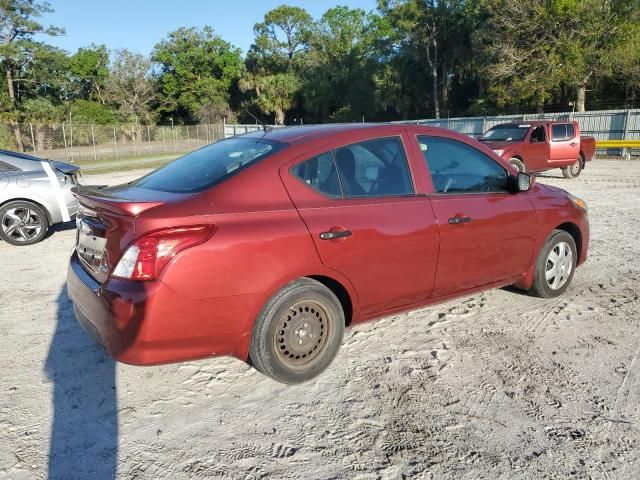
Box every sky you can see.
[37,0,379,56]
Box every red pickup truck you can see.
[479,121,596,178]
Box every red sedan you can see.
[67,124,589,383]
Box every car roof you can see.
[242,122,477,146]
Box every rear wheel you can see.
[0,200,49,246]
[249,278,345,384]
[562,154,584,179]
[509,157,526,173]
[529,230,577,298]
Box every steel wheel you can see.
[569,161,581,177]
[1,205,45,243]
[273,299,331,369]
[545,241,573,290]
[249,278,345,384]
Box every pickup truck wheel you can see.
[528,230,577,298]
[509,158,526,173]
[562,155,584,179]
[0,200,49,246]
[249,278,345,384]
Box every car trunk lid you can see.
[73,184,187,283]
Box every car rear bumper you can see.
[67,250,264,365]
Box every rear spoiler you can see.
[72,185,164,217]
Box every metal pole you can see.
[29,122,36,153]
[206,123,210,144]
[223,117,226,140]
[186,125,190,147]
[171,118,176,152]
[622,109,631,159]
[113,125,118,159]
[162,126,166,152]
[147,125,151,154]
[62,123,69,161]
[196,124,200,145]
[91,124,97,160]
[69,120,74,162]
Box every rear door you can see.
[549,123,580,164]
[414,134,537,297]
[281,134,440,318]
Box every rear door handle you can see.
[448,216,472,225]
[319,230,352,240]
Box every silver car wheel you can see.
[545,241,573,290]
[1,207,44,243]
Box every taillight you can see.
[111,225,214,281]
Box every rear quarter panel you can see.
[0,171,60,223]
[580,137,596,162]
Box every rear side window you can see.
[291,152,340,197]
[0,160,20,172]
[552,124,575,141]
[418,136,508,194]
[131,137,287,193]
[291,137,414,199]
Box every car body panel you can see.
[0,150,80,225]
[67,123,590,366]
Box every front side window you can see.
[418,136,508,194]
[531,126,546,143]
[480,124,529,142]
[132,137,287,193]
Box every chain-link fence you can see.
[0,123,255,163]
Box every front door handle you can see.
[570,142,577,146]
[319,230,352,240]
[448,216,472,225]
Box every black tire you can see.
[528,230,577,298]
[249,278,345,384]
[509,157,526,173]
[562,154,583,179]
[0,200,49,246]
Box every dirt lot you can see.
[1,160,639,480]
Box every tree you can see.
[70,44,109,103]
[475,0,640,112]
[105,49,155,123]
[304,6,388,121]
[152,26,242,122]
[253,5,313,67]
[0,0,63,150]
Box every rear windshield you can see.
[131,137,287,193]
[480,125,529,141]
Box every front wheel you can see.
[562,155,584,179]
[249,278,345,384]
[0,200,49,245]
[509,158,526,173]
[528,230,577,298]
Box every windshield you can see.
[131,137,287,193]
[480,125,529,142]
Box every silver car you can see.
[0,150,80,245]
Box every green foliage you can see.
[69,99,116,124]
[70,44,109,102]
[152,26,243,122]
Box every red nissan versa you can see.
[67,124,589,383]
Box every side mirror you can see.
[516,172,533,192]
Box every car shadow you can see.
[533,173,565,180]
[45,220,77,239]
[44,287,118,480]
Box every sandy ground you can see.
[1,160,639,480]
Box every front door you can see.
[527,125,551,171]
[281,135,440,317]
[415,134,537,297]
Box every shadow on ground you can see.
[44,287,117,480]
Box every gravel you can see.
[1,160,639,479]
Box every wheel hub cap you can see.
[545,241,573,290]
[274,300,330,368]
